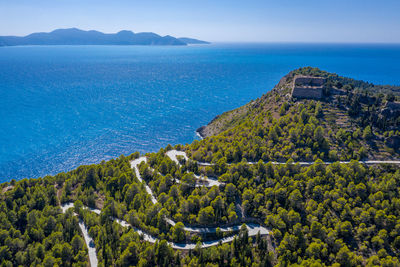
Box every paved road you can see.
[61,203,98,267]
[190,158,400,167]
[59,153,269,266]
[165,150,223,186]
[131,157,157,204]
[130,155,268,235]
[62,202,268,251]
[59,150,399,266]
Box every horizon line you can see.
[1,28,400,45]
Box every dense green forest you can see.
[1,67,399,266]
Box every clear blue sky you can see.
[1,0,399,43]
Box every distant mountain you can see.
[178,37,210,44]
[0,28,209,46]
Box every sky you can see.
[0,0,400,43]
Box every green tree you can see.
[120,242,138,267]
[172,222,186,243]
[363,126,373,140]
[314,126,324,144]
[71,235,84,254]
[197,206,215,224]
[43,255,56,267]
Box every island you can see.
[178,37,210,45]
[0,28,210,46]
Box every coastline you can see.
[3,44,400,180]
[195,129,204,140]
[195,125,207,139]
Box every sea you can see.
[1,43,400,181]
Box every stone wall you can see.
[292,86,323,99]
[291,76,325,100]
[294,76,326,87]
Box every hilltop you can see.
[195,67,400,162]
[0,28,210,46]
[0,67,399,266]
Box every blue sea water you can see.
[1,43,400,181]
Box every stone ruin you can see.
[291,75,326,100]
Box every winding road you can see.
[165,150,223,186]
[130,157,157,204]
[195,158,400,166]
[62,150,400,266]
[61,203,98,267]
[61,202,268,267]
[130,153,268,235]
[61,150,272,266]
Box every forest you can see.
[1,67,399,266]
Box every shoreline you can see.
[195,125,206,140]
[195,130,204,140]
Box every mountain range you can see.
[0,28,210,46]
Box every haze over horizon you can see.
[1,0,400,43]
